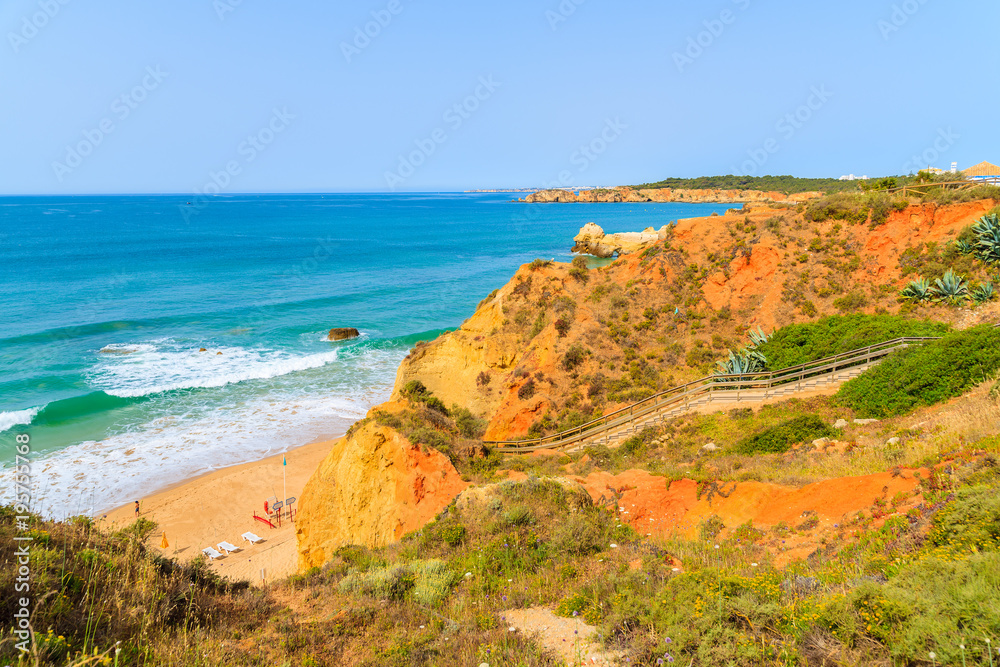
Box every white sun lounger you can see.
[242,531,263,544]
[217,541,240,555]
[202,547,223,560]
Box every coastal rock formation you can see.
[391,199,995,441]
[327,327,360,341]
[571,222,666,257]
[296,421,468,570]
[522,187,823,205]
[523,189,579,203]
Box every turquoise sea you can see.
[0,194,734,517]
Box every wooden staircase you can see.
[485,337,940,453]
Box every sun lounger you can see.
[217,541,240,554]
[242,531,263,544]
[202,547,223,560]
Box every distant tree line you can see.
[628,175,888,195]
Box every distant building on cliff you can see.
[963,161,1000,181]
[839,174,870,181]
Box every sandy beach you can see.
[102,436,341,585]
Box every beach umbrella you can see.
[160,532,169,549]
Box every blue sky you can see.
[1,0,997,194]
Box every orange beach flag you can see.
[160,532,169,549]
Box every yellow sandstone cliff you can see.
[296,420,468,570]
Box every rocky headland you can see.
[521,186,823,204]
[296,197,999,565]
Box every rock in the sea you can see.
[296,421,468,570]
[327,327,360,341]
[571,222,665,258]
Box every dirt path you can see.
[502,607,624,666]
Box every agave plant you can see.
[972,213,1000,266]
[900,277,933,303]
[715,348,767,377]
[972,280,996,305]
[931,269,970,305]
[747,326,770,348]
[955,239,975,255]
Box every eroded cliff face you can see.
[297,198,995,569]
[393,200,996,441]
[521,187,823,204]
[296,421,468,570]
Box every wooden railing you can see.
[486,336,942,453]
[888,177,1000,197]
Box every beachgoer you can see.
[134,501,140,518]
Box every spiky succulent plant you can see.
[931,269,970,305]
[955,239,974,255]
[972,213,1000,266]
[972,281,996,305]
[715,348,767,377]
[900,278,933,303]
[747,325,770,348]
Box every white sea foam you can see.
[87,340,342,397]
[0,407,40,434]
[14,356,401,518]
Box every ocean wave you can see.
[0,407,40,433]
[86,341,343,398]
[13,385,384,518]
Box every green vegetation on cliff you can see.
[756,314,951,370]
[630,174,863,194]
[836,324,1000,418]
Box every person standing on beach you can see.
[134,500,140,518]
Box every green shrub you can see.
[927,486,1000,554]
[517,378,536,400]
[757,315,950,370]
[832,290,868,313]
[438,523,467,547]
[735,415,835,454]
[563,344,587,371]
[339,565,415,601]
[836,325,1000,417]
[451,406,486,438]
[401,380,449,414]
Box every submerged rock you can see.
[327,327,360,341]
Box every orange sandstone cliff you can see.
[296,420,468,570]
[296,198,994,569]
